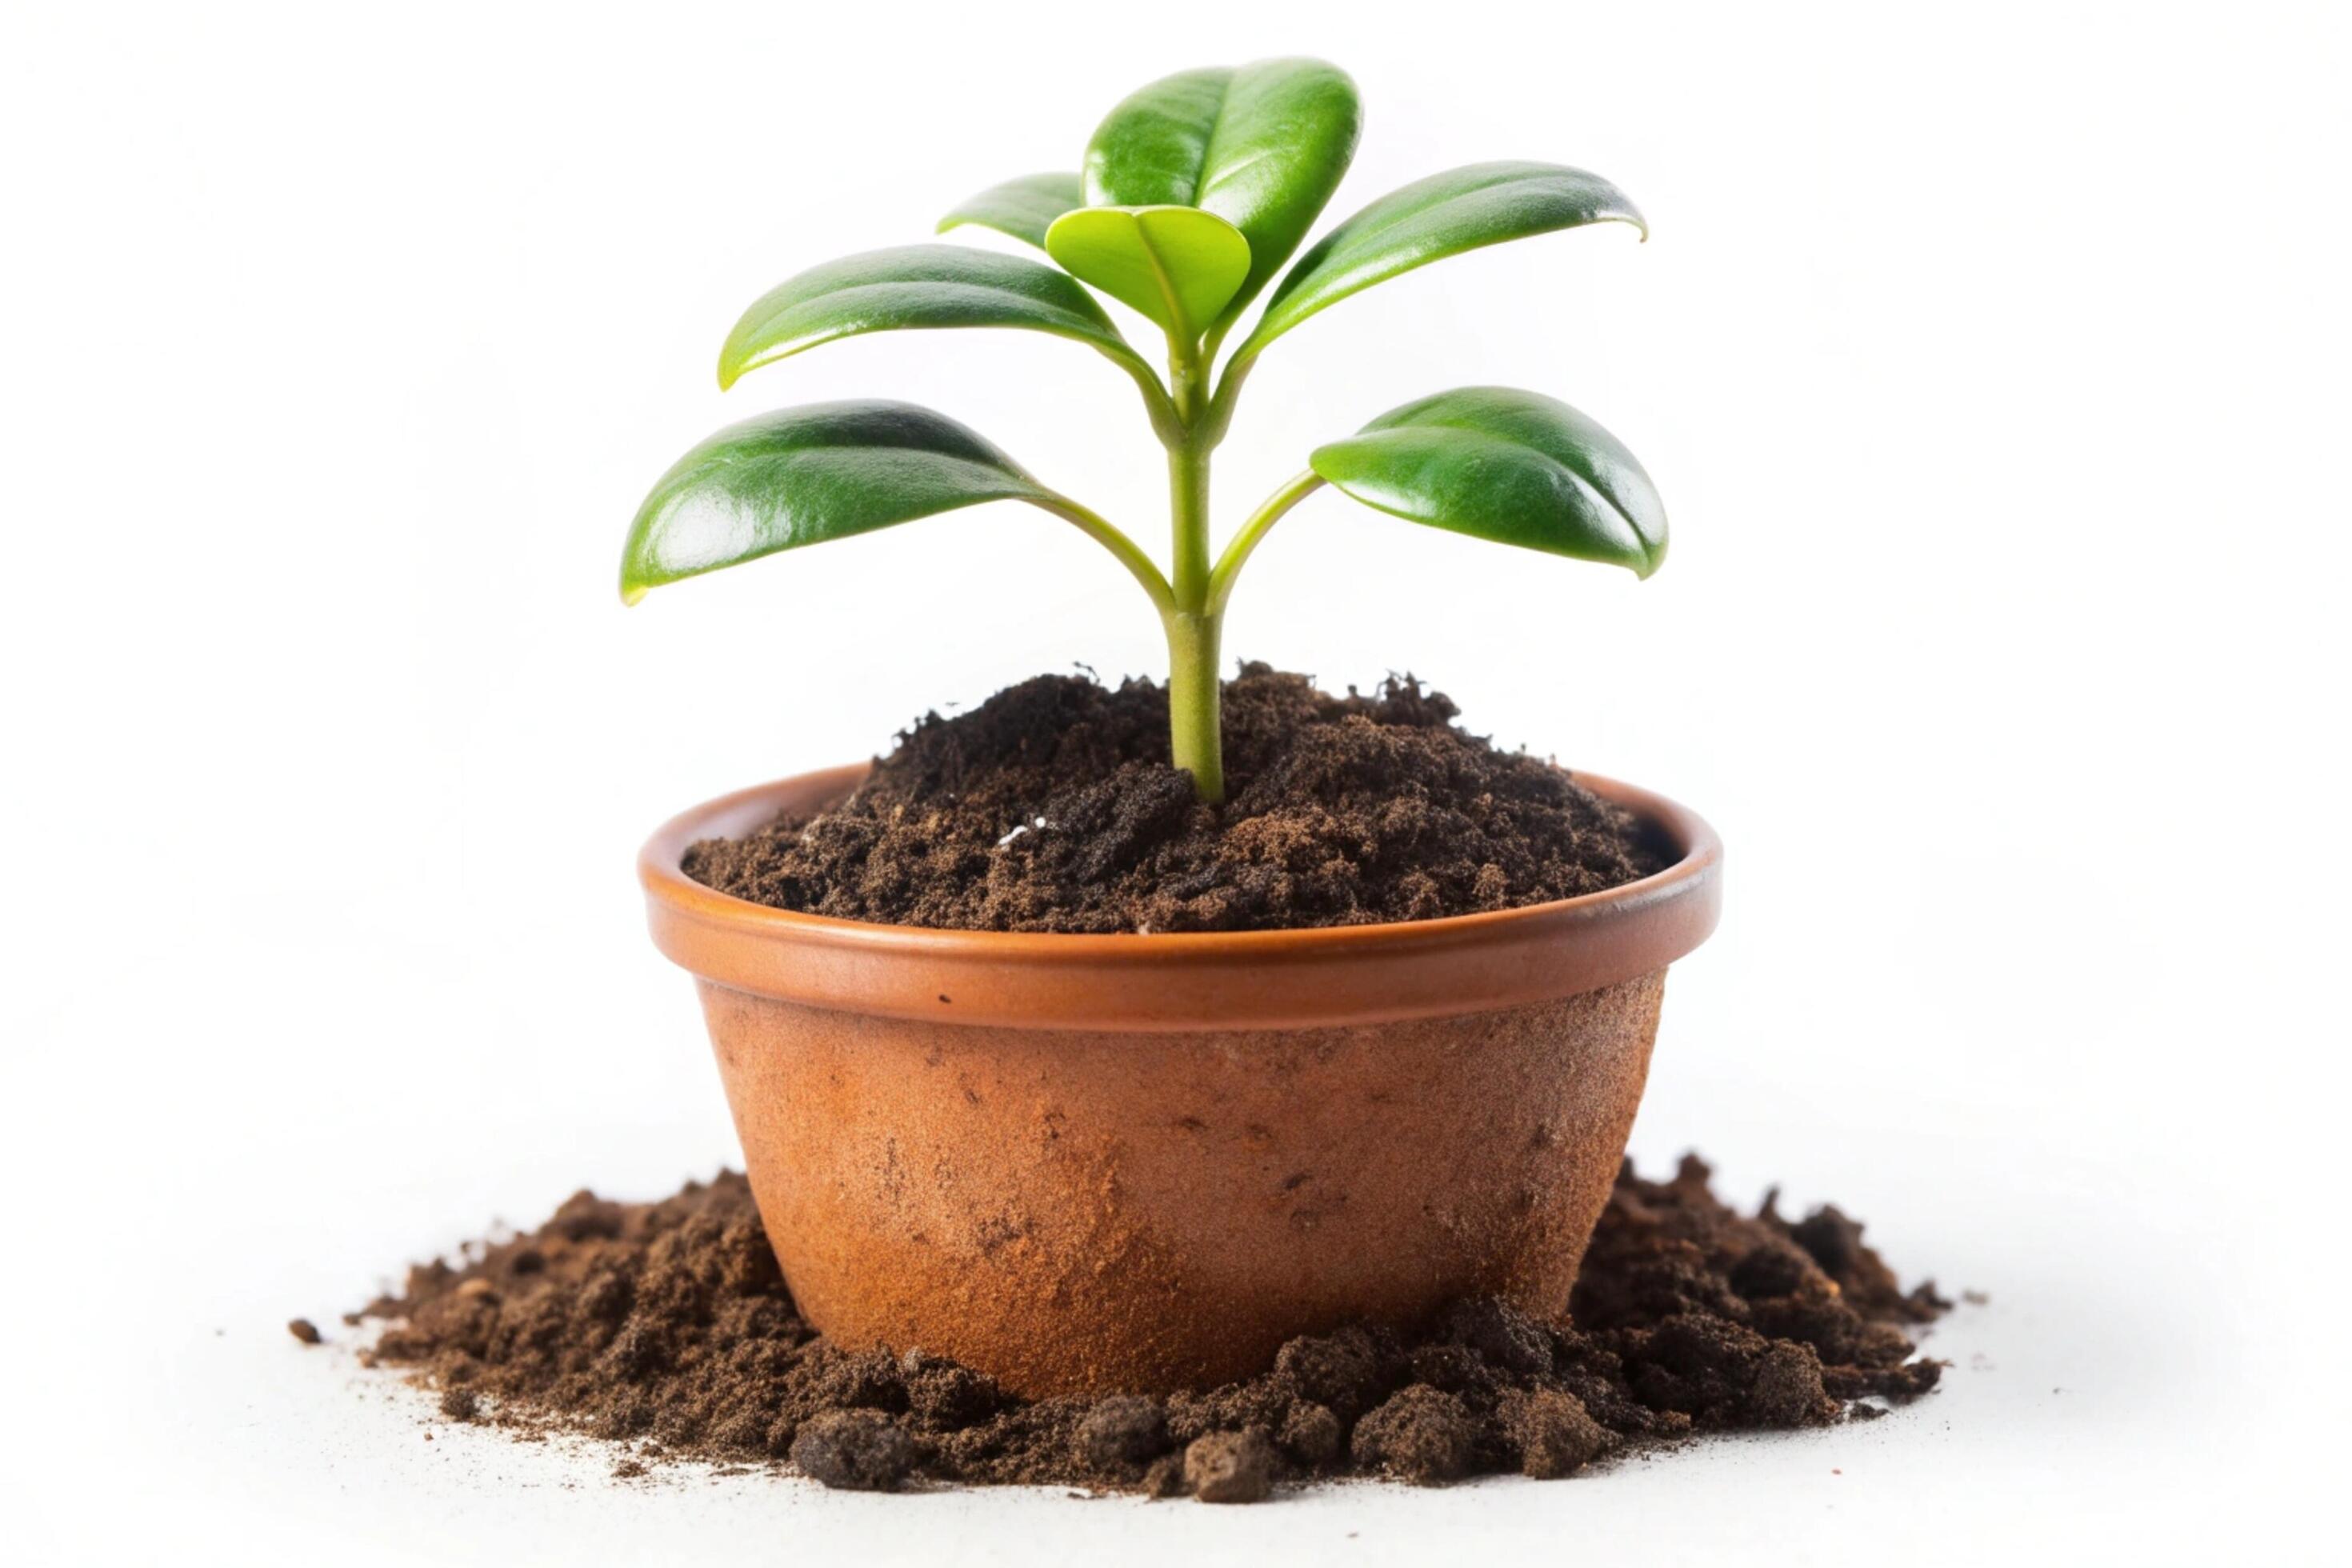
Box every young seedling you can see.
[622,59,1666,803]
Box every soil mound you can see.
[682,664,1669,934]
[355,1155,1946,1498]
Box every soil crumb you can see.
[682,664,1668,933]
[358,1155,1945,1500]
[287,1318,322,1346]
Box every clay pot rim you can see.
[641,763,1721,1032]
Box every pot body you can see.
[701,975,1662,1394]
[643,765,1719,1398]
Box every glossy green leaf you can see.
[1083,58,1360,331]
[1309,386,1666,576]
[1043,205,1250,342]
[718,244,1150,390]
[622,401,1052,603]
[936,171,1082,250]
[1233,163,1646,365]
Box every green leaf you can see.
[1082,58,1360,331]
[936,171,1082,250]
[1309,386,1667,577]
[718,244,1148,390]
[1043,205,1250,342]
[621,401,1052,603]
[1233,163,1646,365]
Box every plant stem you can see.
[1163,604,1223,803]
[1164,430,1222,800]
[1167,435,1213,612]
[1162,338,1224,802]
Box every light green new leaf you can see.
[718,244,1151,390]
[936,171,1082,250]
[1044,205,1250,342]
[1083,58,1361,331]
[1232,163,1646,366]
[1309,386,1666,576]
[622,401,1054,603]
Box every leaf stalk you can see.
[1030,494,1175,617]
[1209,470,1323,614]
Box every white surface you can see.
[68,1289,2210,1566]
[3,2,2345,1562]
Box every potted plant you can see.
[625,58,1719,1397]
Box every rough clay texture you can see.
[354,1155,1946,1499]
[681,665,1669,934]
[699,977,1664,1397]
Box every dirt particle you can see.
[1074,1396,1170,1471]
[286,1318,322,1346]
[1276,1401,1343,1468]
[1748,1342,1836,1426]
[790,1410,915,1492]
[1350,1386,1478,1484]
[1139,1453,1189,1498]
[1498,1388,1614,1478]
[1272,1324,1388,1421]
[1444,1297,1555,1378]
[1184,1429,1275,1503]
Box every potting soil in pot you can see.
[681,664,1671,933]
[345,1156,1946,1500]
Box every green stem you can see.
[1105,347,1186,446]
[1164,430,1222,800]
[1167,436,1212,611]
[1162,336,1225,802]
[1208,470,1323,614]
[1029,495,1174,617]
[1200,345,1259,446]
[1163,606,1222,803]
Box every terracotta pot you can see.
[640,764,1720,1398]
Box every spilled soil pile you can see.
[354,1157,1946,1500]
[682,664,1668,934]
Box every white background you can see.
[4,2,2345,1562]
